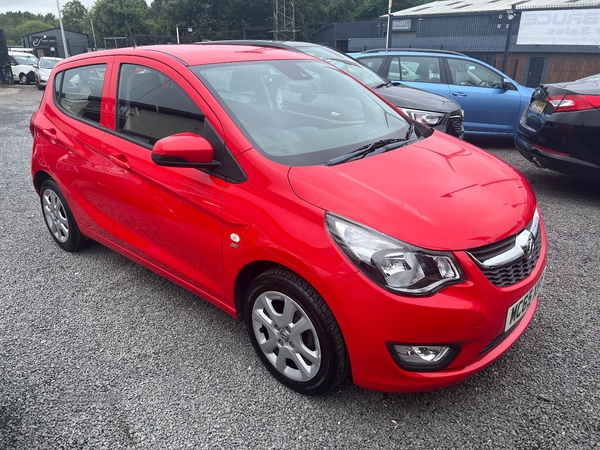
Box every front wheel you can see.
[20,74,29,85]
[245,268,349,395]
[39,180,88,252]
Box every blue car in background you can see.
[352,49,534,139]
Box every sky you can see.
[0,0,151,15]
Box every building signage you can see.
[517,9,600,45]
[32,36,58,49]
[392,18,412,31]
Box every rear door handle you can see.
[41,128,57,144]
[452,92,467,97]
[109,154,130,170]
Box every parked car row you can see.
[351,48,534,139]
[8,50,62,89]
[30,43,547,395]
[348,47,599,184]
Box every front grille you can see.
[467,215,542,288]
[446,111,464,138]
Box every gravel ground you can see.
[1,84,599,449]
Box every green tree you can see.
[0,11,57,44]
[15,20,55,37]
[149,0,271,41]
[62,0,89,33]
[92,0,149,44]
[351,0,388,21]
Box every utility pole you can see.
[386,0,393,49]
[273,0,296,41]
[501,4,517,74]
[90,16,97,50]
[56,0,69,57]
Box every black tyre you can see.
[36,78,43,90]
[245,268,349,395]
[39,180,88,252]
[19,74,29,85]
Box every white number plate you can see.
[530,100,546,114]
[504,273,544,332]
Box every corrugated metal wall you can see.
[344,11,600,83]
[22,29,90,58]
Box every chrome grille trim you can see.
[467,209,542,288]
[447,112,464,138]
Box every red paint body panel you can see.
[318,236,546,392]
[31,44,548,393]
[289,132,534,250]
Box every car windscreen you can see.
[40,59,60,69]
[13,54,38,65]
[295,45,387,87]
[191,59,410,166]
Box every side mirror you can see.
[152,133,220,168]
[502,78,515,90]
[33,64,38,69]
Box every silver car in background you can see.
[34,57,63,90]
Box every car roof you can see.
[65,43,314,66]
[355,48,468,58]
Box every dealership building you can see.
[316,0,600,86]
[20,28,91,59]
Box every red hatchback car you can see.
[30,44,547,395]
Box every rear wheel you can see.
[244,268,349,395]
[39,180,88,252]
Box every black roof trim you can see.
[361,48,466,56]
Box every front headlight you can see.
[399,108,445,126]
[325,213,464,295]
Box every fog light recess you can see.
[387,343,460,372]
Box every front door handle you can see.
[452,92,467,97]
[109,154,130,170]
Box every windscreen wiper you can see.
[372,81,392,89]
[324,137,412,166]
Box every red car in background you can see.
[30,44,546,394]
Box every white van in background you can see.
[8,51,39,85]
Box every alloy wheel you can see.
[42,189,69,243]
[251,290,322,382]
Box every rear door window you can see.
[56,64,107,124]
[390,56,441,83]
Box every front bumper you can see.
[319,226,547,393]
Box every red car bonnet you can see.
[288,132,536,251]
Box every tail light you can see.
[30,111,36,137]
[547,94,600,112]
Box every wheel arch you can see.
[33,170,53,195]
[234,260,280,320]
